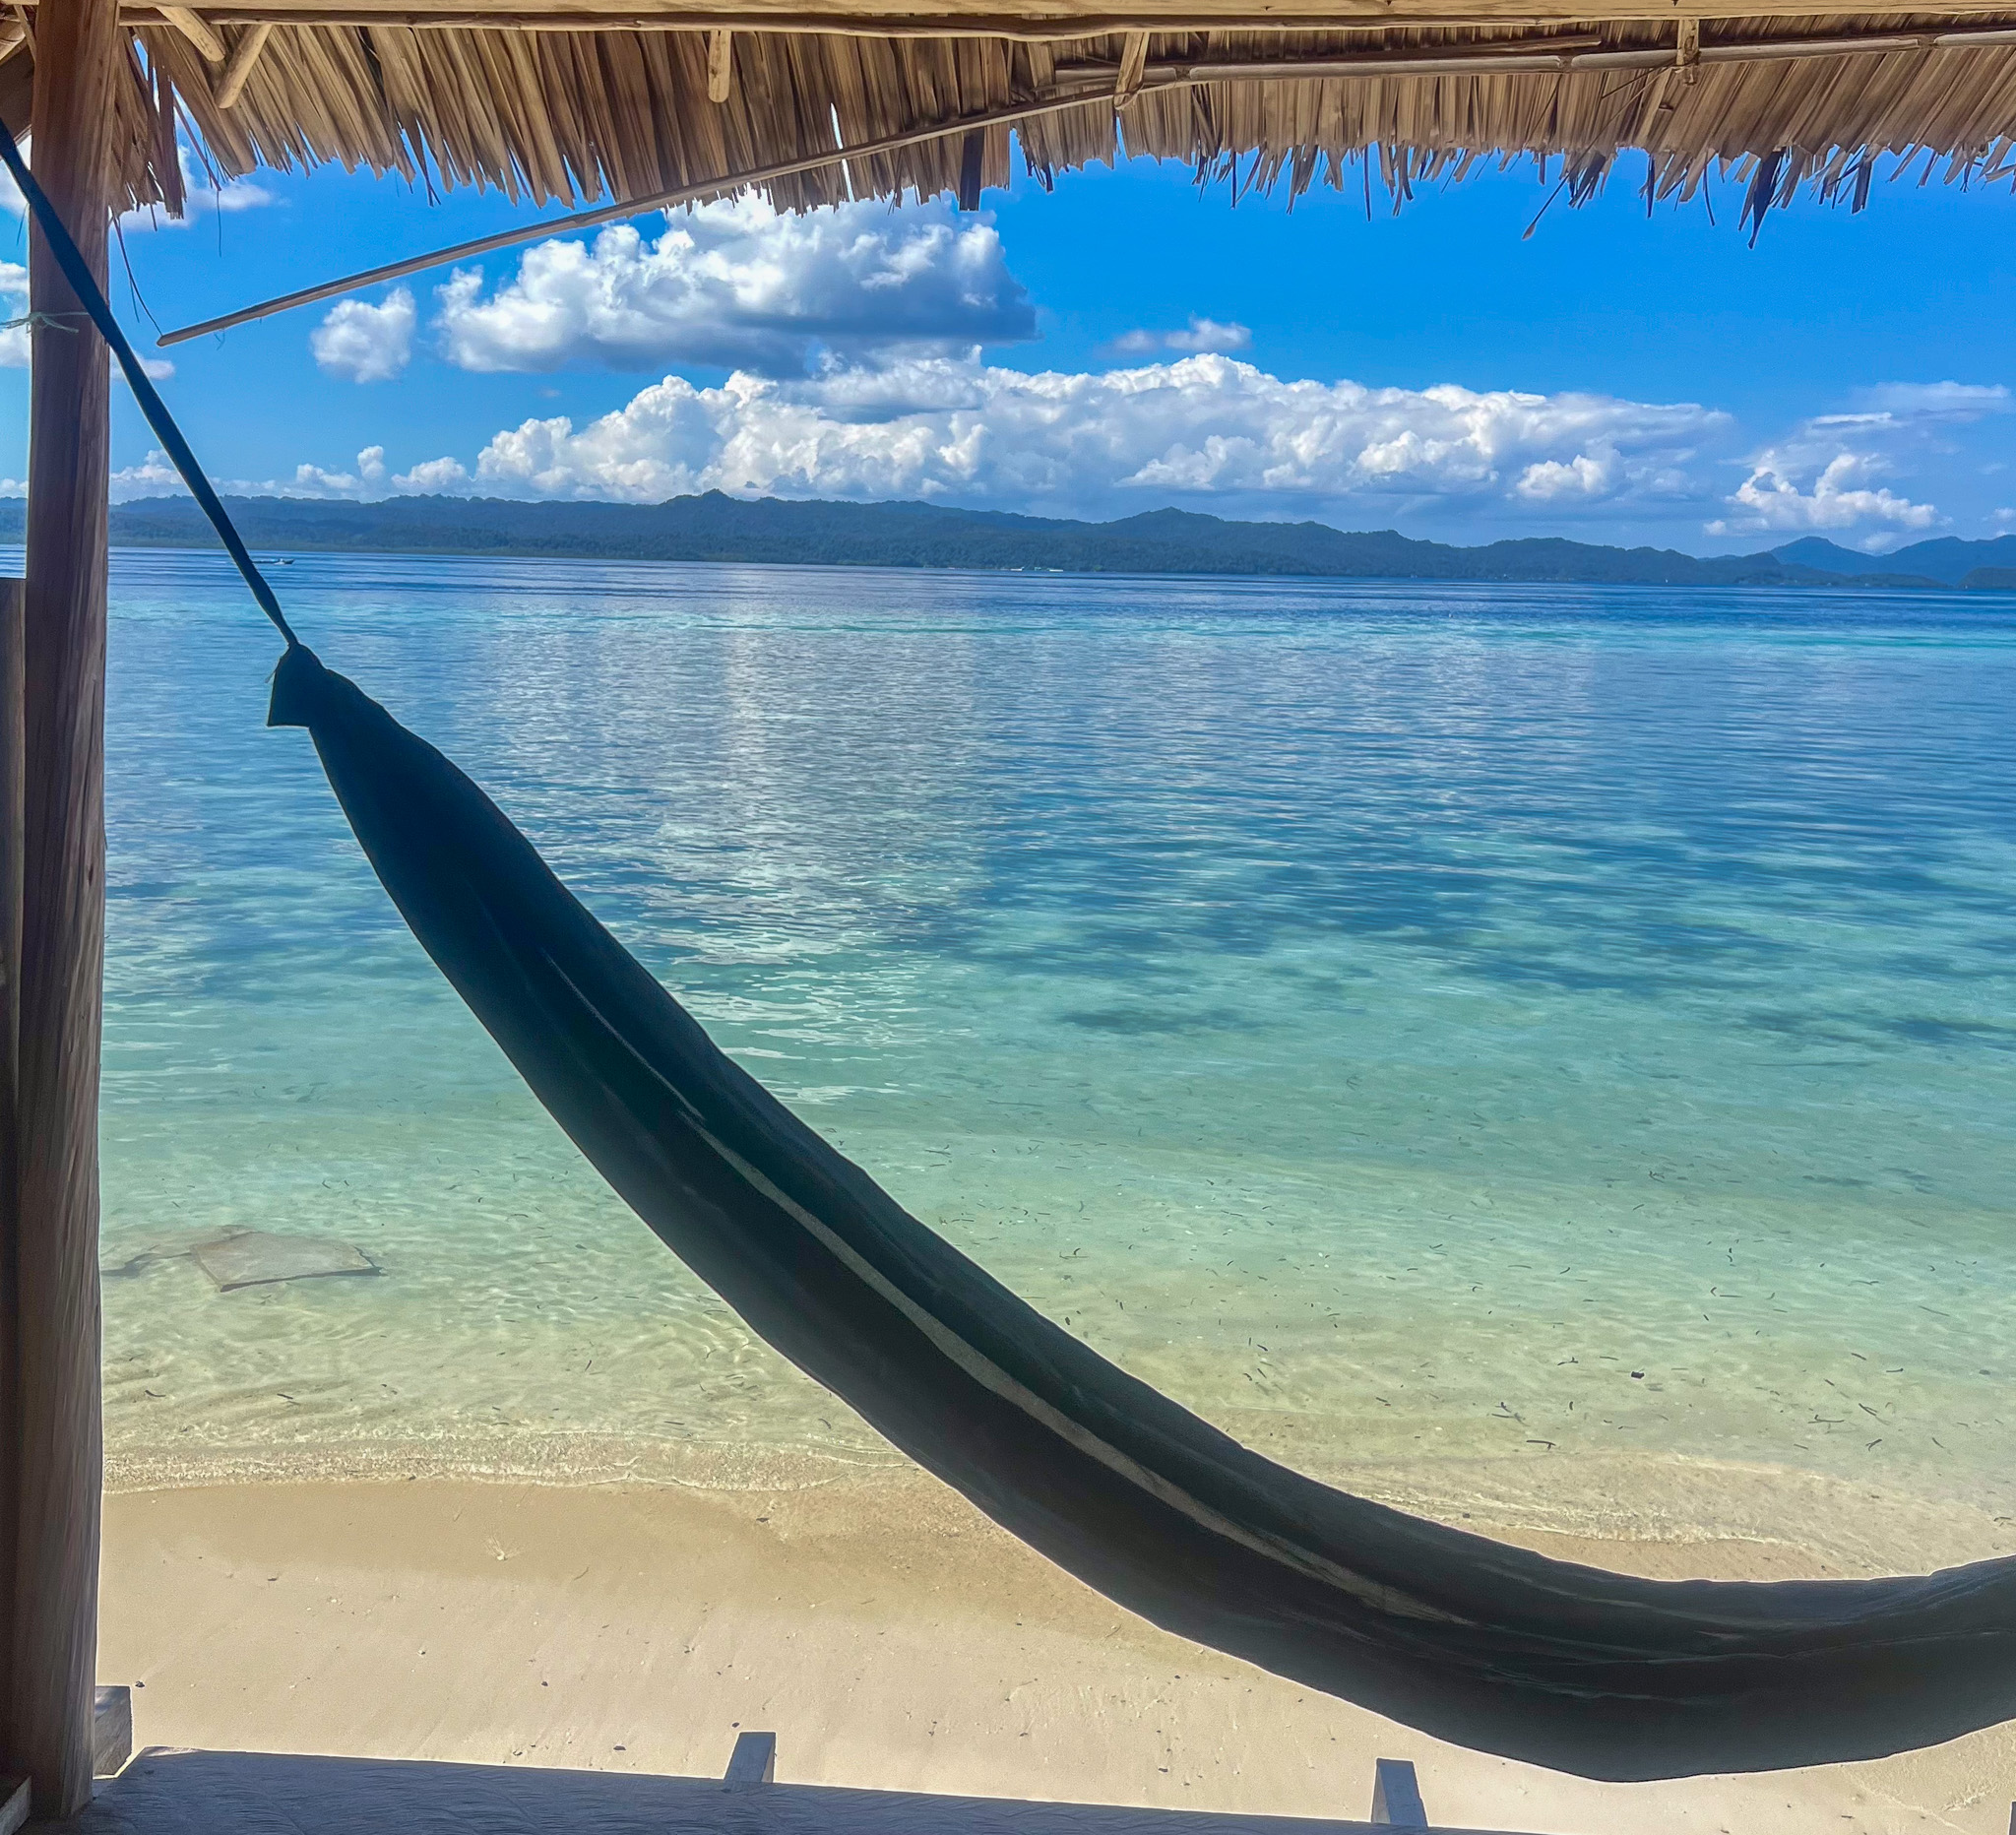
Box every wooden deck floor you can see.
[57,1748,1538,1835]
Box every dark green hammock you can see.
[13,121,2016,1786]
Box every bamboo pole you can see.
[157,76,1127,345]
[12,0,116,1818]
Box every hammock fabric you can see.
[266,644,2016,1783]
[6,113,2014,1790]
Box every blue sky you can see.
[1,144,2011,552]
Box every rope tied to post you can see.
[0,116,298,650]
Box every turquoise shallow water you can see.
[96,549,2016,1530]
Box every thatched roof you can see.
[10,2,2016,232]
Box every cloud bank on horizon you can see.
[251,354,1732,520]
[56,187,2010,550]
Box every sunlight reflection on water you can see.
[97,549,2016,1535]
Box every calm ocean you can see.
[95,548,2016,1537]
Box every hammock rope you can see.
[0,121,297,650]
[9,114,2015,1786]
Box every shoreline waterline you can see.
[100,1435,2016,1587]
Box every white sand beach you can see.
[99,1465,2016,1835]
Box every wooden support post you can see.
[9,0,119,1819]
[706,29,733,102]
[0,583,19,1822]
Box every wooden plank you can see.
[91,1686,132,1779]
[1370,1758,1428,1829]
[705,25,730,96]
[12,0,116,1820]
[724,1731,777,1790]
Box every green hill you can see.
[0,491,1967,588]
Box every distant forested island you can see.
[3,493,2014,590]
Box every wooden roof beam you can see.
[216,17,274,102]
[96,2,2016,31]
[158,3,226,58]
[1113,29,1148,102]
[1052,16,2016,76]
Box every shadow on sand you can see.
[63,1745,1531,1835]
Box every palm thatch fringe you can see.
[16,13,2016,222]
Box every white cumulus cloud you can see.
[431,194,1036,378]
[1111,316,1252,356]
[1700,383,2013,542]
[311,289,416,383]
[109,451,187,502]
[288,446,392,497]
[127,447,397,503]
[1515,452,1623,500]
[1713,449,1940,540]
[418,352,1722,518]
[396,456,471,493]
